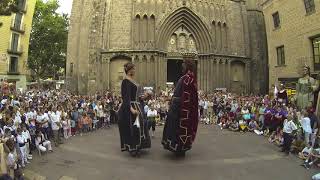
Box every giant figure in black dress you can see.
[162,59,199,157]
[118,62,151,157]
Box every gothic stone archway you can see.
[109,56,131,92]
[156,7,212,87]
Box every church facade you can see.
[66,0,268,95]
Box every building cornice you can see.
[100,49,250,60]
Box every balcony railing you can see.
[7,71,20,75]
[10,18,25,33]
[7,43,23,56]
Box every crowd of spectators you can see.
[0,80,121,179]
[197,88,320,179]
[1,77,319,179]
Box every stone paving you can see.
[26,125,316,180]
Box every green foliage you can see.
[0,0,18,15]
[28,0,69,80]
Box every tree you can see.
[0,0,18,27]
[28,0,69,81]
[0,0,18,15]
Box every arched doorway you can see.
[166,26,197,84]
[230,61,246,94]
[156,7,212,88]
[109,56,131,92]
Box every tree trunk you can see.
[37,76,41,89]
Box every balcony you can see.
[10,18,25,34]
[7,44,23,56]
[7,71,20,75]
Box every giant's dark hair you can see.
[183,59,196,73]
[124,62,135,74]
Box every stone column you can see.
[208,57,212,91]
[210,58,214,91]
[106,58,110,90]
[200,58,204,90]
[203,57,207,91]
[221,59,226,88]
[216,24,221,53]
[212,58,216,90]
[197,58,201,90]
[215,59,220,88]
[206,56,211,91]
[159,55,166,90]
[221,26,225,54]
[155,55,158,91]
[146,57,151,85]
[139,57,143,85]
[245,61,249,94]
[163,58,168,89]
[227,59,231,91]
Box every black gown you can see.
[118,79,151,152]
[162,71,199,154]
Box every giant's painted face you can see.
[303,67,309,76]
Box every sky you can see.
[56,0,73,15]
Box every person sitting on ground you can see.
[239,119,248,132]
[248,119,264,135]
[302,147,320,169]
[291,136,306,154]
[229,119,239,132]
[35,130,52,153]
[219,111,229,129]
[299,142,312,160]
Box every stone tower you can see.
[66,0,268,95]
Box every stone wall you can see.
[67,0,269,94]
[263,0,320,88]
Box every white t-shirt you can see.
[301,117,312,133]
[241,109,249,115]
[14,114,22,126]
[50,112,61,131]
[26,111,35,121]
[4,125,16,132]
[97,105,104,117]
[204,101,209,110]
[144,105,149,114]
[283,119,298,134]
[147,109,157,118]
[16,134,25,144]
[7,152,16,168]
[42,113,50,128]
[22,130,31,142]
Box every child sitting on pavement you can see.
[35,130,53,153]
